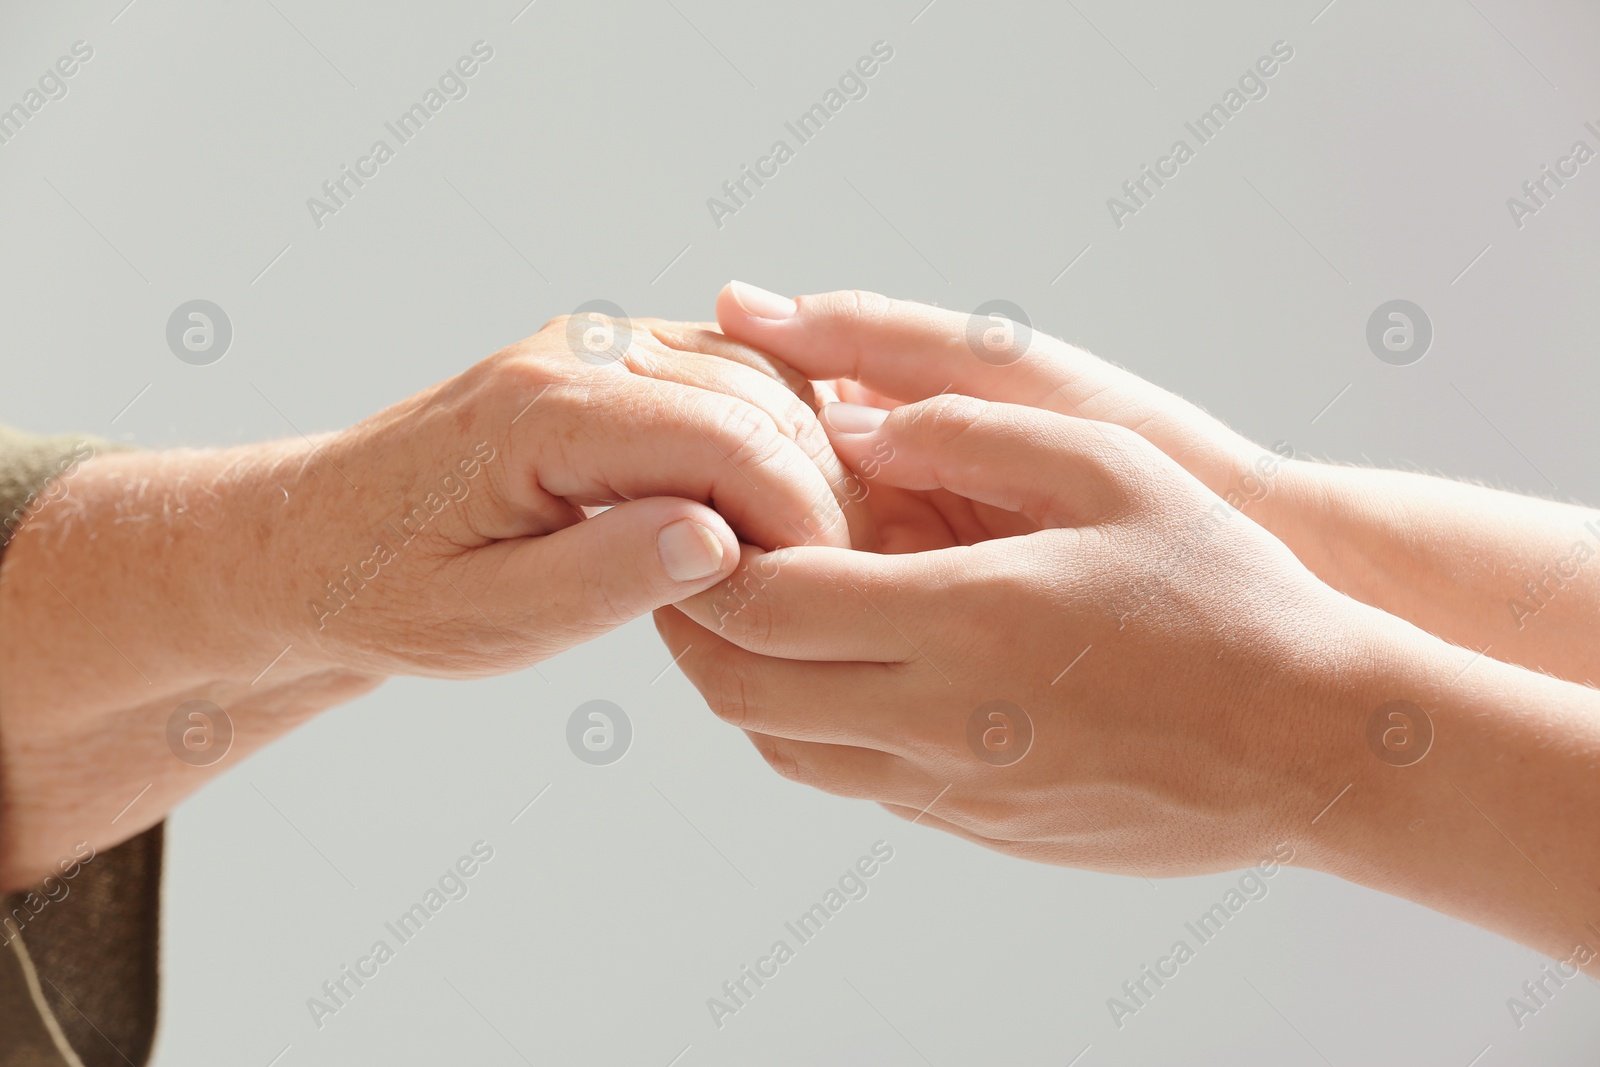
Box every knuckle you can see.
[905,393,989,447]
[703,651,759,729]
[477,349,563,408]
[1095,420,1148,455]
[708,564,781,649]
[818,288,892,330]
[580,552,633,629]
[749,735,804,782]
[1083,422,1159,496]
[609,340,655,377]
[780,392,824,444]
[710,404,786,470]
[506,352,557,386]
[786,402,849,486]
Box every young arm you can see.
[659,394,1600,969]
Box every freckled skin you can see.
[0,314,858,891]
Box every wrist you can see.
[1272,603,1447,873]
[1245,456,1363,595]
[220,428,417,683]
[155,439,335,687]
[1280,609,1600,963]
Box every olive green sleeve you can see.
[0,425,163,1067]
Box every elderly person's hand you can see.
[286,315,870,676]
[0,315,862,888]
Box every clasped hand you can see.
[658,284,1373,878]
[653,285,1600,977]
[10,282,1600,979]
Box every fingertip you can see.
[658,506,740,586]
[820,402,890,436]
[811,379,841,406]
[816,402,897,482]
[718,281,798,337]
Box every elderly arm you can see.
[0,315,860,891]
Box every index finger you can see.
[714,284,1086,412]
[516,373,849,553]
[639,319,818,407]
[623,326,878,551]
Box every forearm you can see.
[1260,460,1600,683]
[0,442,380,888]
[0,441,353,705]
[1294,606,1600,969]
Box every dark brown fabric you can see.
[0,426,162,1066]
[0,940,68,1065]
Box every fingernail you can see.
[659,519,724,582]
[728,280,798,321]
[822,402,889,435]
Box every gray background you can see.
[4,0,1600,1062]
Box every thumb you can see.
[818,396,1132,530]
[493,498,740,639]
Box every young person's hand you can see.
[714,283,1600,685]
[658,391,1600,971]
[715,282,1262,554]
[661,393,1365,876]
